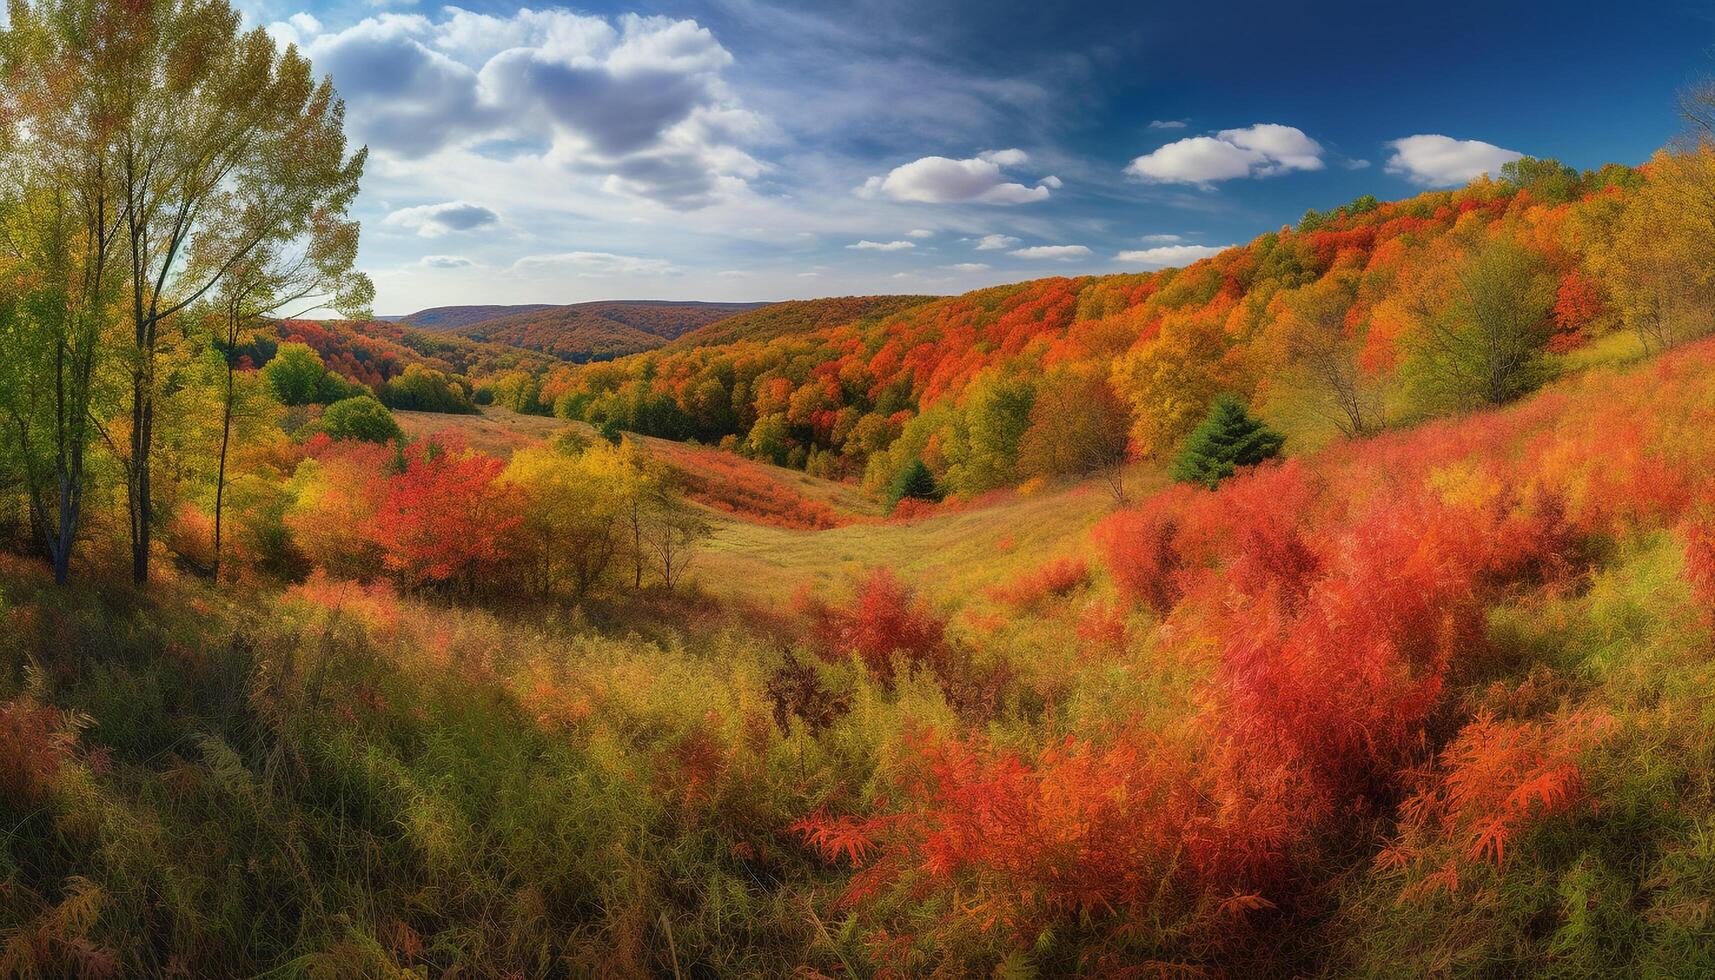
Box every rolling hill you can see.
[428,300,771,362]
[396,304,556,332]
[665,295,937,351]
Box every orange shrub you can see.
[796,569,944,682]
[986,556,1089,610]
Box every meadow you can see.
[7,2,1715,973]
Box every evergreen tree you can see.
[1172,396,1284,489]
[890,458,941,506]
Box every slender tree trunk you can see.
[129,356,153,585]
[212,356,235,580]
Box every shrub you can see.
[797,569,944,682]
[313,395,403,444]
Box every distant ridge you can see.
[439,300,770,361]
[399,304,556,332]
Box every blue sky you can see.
[232,0,1715,314]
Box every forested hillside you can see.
[543,155,1690,503]
[396,303,555,331]
[449,299,769,361]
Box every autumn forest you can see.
[5,0,1715,976]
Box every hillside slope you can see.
[666,295,936,351]
[543,160,1652,499]
[453,300,769,361]
[398,304,555,331]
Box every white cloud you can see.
[847,239,916,251]
[420,254,475,268]
[1126,123,1324,185]
[1116,244,1232,267]
[1037,175,1063,189]
[946,262,990,271]
[1009,244,1090,260]
[797,272,820,278]
[383,200,500,236]
[857,149,1051,204]
[1140,233,1183,243]
[265,12,323,48]
[973,233,1020,251]
[301,10,765,209]
[1149,119,1188,129]
[906,228,934,238]
[510,251,678,276]
[1385,134,1523,187]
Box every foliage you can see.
[312,395,403,444]
[1171,395,1285,488]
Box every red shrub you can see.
[370,436,523,588]
[987,556,1088,609]
[797,569,945,682]
[0,698,75,809]
[1380,711,1613,898]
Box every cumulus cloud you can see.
[906,228,934,238]
[510,251,678,276]
[420,254,476,268]
[972,233,1021,251]
[847,239,916,251]
[265,12,323,49]
[301,10,765,208]
[1385,134,1523,187]
[1149,119,1188,129]
[1126,123,1324,185]
[1116,244,1232,267]
[857,148,1053,204]
[946,262,990,271]
[383,201,501,236]
[1140,233,1183,243]
[1009,244,1090,260]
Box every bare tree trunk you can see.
[212,356,234,580]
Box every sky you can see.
[231,0,1715,315]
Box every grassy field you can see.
[395,406,1148,606]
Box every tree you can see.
[1267,277,1381,437]
[645,490,710,592]
[379,364,474,414]
[1404,239,1554,410]
[0,0,129,584]
[1171,396,1283,489]
[500,441,638,599]
[262,343,337,406]
[889,459,940,508]
[205,221,372,579]
[1584,147,1715,353]
[101,0,367,585]
[370,437,520,592]
[1018,367,1133,503]
[314,396,401,444]
[1113,304,1240,458]
[947,372,1034,494]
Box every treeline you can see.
[535,152,1715,506]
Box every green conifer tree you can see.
[1172,396,1284,489]
[890,458,941,506]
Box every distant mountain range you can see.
[385,300,769,361]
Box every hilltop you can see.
[432,299,769,361]
[395,304,556,331]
